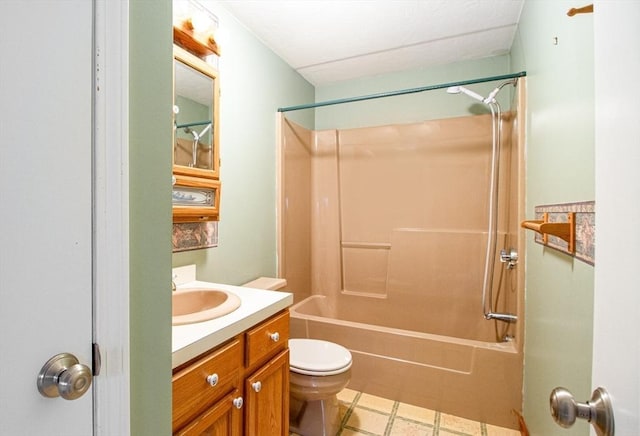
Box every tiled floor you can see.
[292,388,522,436]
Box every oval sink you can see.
[172,288,241,326]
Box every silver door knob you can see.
[37,353,93,400]
[550,387,614,436]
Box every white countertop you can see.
[172,279,293,368]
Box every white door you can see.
[0,1,94,434]
[592,0,640,434]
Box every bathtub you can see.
[289,294,523,430]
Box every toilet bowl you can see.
[241,277,352,435]
[289,338,352,436]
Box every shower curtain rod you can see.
[277,71,526,113]
[176,120,211,129]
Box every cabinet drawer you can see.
[173,338,242,432]
[245,310,289,369]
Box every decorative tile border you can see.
[532,201,595,265]
[172,221,218,252]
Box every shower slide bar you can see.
[277,71,526,113]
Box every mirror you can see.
[173,45,220,178]
[172,45,221,222]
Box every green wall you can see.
[130,0,173,434]
[172,0,314,285]
[511,1,595,434]
[314,55,512,130]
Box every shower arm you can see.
[483,78,518,104]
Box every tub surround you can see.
[278,114,521,339]
[172,265,293,368]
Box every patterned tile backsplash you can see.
[172,221,218,252]
[530,201,595,265]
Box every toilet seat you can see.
[289,339,352,376]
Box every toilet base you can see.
[290,395,342,436]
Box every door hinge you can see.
[92,343,102,376]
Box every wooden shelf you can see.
[521,212,576,253]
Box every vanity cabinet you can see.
[245,349,289,435]
[172,44,221,222]
[172,310,290,435]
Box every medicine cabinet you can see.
[172,45,221,222]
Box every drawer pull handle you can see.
[233,396,244,409]
[270,332,280,342]
[252,381,262,393]
[206,373,219,387]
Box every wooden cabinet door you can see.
[175,390,242,436]
[245,349,290,436]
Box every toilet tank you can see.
[242,277,287,291]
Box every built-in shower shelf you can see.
[522,212,576,254]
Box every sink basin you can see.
[172,288,241,326]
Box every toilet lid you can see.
[289,339,352,376]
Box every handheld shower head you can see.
[446,85,486,103]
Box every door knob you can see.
[37,353,93,400]
[550,387,614,436]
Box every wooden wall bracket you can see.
[567,4,593,17]
[521,212,576,253]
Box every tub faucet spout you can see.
[485,312,517,323]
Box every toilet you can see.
[289,338,352,436]
[242,277,352,436]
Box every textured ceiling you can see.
[218,0,525,85]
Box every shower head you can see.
[446,86,486,103]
